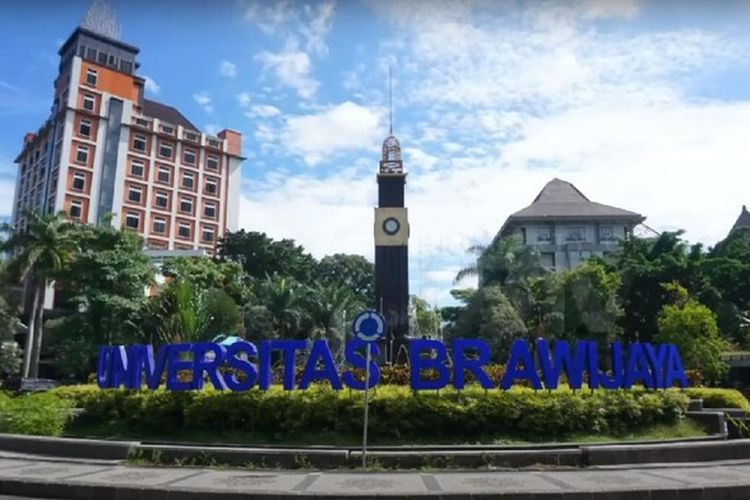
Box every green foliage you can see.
[555,261,623,344]
[59,385,689,441]
[150,279,242,344]
[314,254,374,308]
[0,269,22,375]
[656,284,728,383]
[219,230,316,282]
[411,296,440,338]
[1,211,79,377]
[614,231,704,344]
[447,286,528,358]
[161,256,251,306]
[457,236,545,288]
[0,392,72,436]
[684,387,750,411]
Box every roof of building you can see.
[730,205,750,234]
[143,99,198,132]
[500,178,644,234]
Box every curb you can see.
[1,433,748,470]
[1,476,750,499]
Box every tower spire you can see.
[389,66,393,136]
[81,0,121,40]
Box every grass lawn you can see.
[64,419,708,447]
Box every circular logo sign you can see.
[352,310,385,343]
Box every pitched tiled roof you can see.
[731,205,750,234]
[143,99,198,132]
[507,178,644,221]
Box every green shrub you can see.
[0,391,72,436]
[61,384,694,442]
[685,388,750,411]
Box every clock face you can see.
[383,217,400,235]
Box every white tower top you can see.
[81,0,121,40]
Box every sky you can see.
[1,0,749,306]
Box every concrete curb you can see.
[0,433,136,460]
[1,475,750,499]
[2,433,749,470]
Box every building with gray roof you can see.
[494,178,645,271]
[729,205,750,236]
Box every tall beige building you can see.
[11,15,243,255]
[493,178,645,272]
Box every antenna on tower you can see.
[81,0,121,40]
[388,66,393,135]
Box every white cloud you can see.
[404,147,439,172]
[582,0,640,19]
[238,1,750,305]
[220,60,237,78]
[245,0,336,57]
[143,76,160,95]
[248,104,282,118]
[299,0,336,57]
[282,101,381,165]
[193,91,214,114]
[257,50,319,99]
[236,92,252,107]
[0,179,14,216]
[204,124,219,136]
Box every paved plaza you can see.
[0,451,748,498]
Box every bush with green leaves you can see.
[0,392,72,436]
[684,387,750,411]
[60,384,691,442]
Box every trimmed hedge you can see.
[0,392,72,436]
[56,385,690,441]
[684,388,750,411]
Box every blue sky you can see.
[1,0,750,305]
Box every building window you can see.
[160,124,174,135]
[204,202,216,218]
[82,94,95,112]
[537,226,552,242]
[86,48,97,62]
[153,217,167,234]
[600,225,614,241]
[120,60,132,73]
[178,223,191,239]
[76,145,89,164]
[155,191,169,209]
[69,200,82,219]
[125,212,140,230]
[205,178,218,196]
[182,172,194,189]
[130,159,145,178]
[133,134,147,152]
[108,54,116,67]
[86,69,97,86]
[79,119,92,138]
[183,148,196,165]
[97,51,108,65]
[72,173,85,191]
[157,166,171,184]
[541,252,555,269]
[206,154,219,170]
[180,197,193,214]
[566,226,585,242]
[158,142,173,159]
[202,227,215,242]
[128,186,142,203]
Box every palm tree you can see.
[1,212,78,377]
[455,235,546,288]
[301,284,356,352]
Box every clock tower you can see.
[374,131,410,347]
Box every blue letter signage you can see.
[97,338,688,392]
